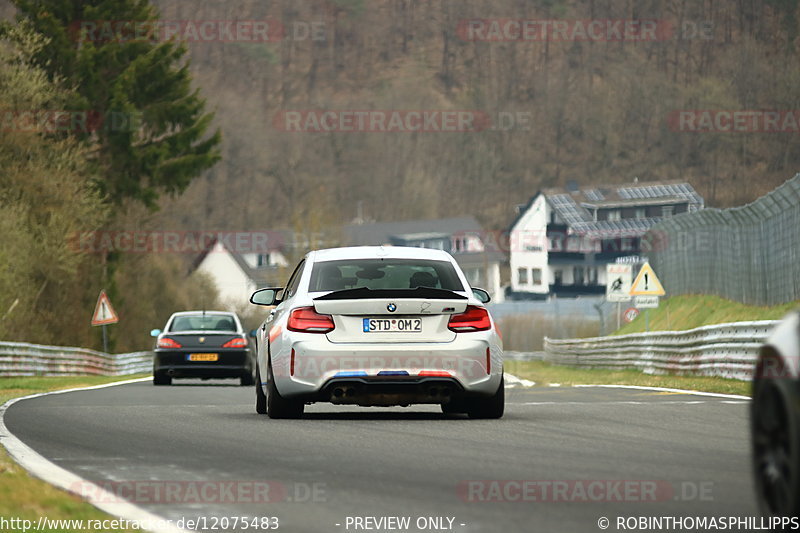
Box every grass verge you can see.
[615,294,799,335]
[1,375,147,532]
[505,360,751,397]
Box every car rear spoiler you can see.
[312,287,469,316]
[313,287,468,301]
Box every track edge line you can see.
[0,376,191,533]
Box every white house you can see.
[192,237,289,309]
[508,180,703,299]
[344,216,505,302]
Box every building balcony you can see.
[592,251,638,262]
[548,251,586,263]
[549,283,605,296]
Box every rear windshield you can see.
[308,258,465,292]
[169,315,237,332]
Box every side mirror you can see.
[471,288,491,304]
[250,287,282,306]
[150,329,161,337]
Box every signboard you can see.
[623,307,640,323]
[634,295,660,309]
[606,264,633,302]
[91,290,119,326]
[615,256,648,265]
[629,262,666,296]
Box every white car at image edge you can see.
[249,246,504,419]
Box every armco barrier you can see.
[0,341,152,377]
[543,320,779,381]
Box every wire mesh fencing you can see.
[647,174,800,306]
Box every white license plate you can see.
[362,318,422,333]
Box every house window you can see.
[607,210,621,222]
[635,208,646,220]
[517,268,529,285]
[621,238,635,252]
[566,237,580,252]
[256,253,271,267]
[662,205,674,218]
[531,268,543,285]
[573,266,585,285]
[467,268,482,285]
[553,269,563,285]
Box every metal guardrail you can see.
[542,320,779,381]
[504,351,546,361]
[0,341,152,377]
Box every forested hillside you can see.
[149,0,800,232]
[0,0,798,350]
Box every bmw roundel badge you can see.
[387,303,397,313]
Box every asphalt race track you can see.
[4,380,757,533]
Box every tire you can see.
[255,364,267,414]
[240,367,255,386]
[752,372,800,517]
[467,376,504,419]
[266,359,304,419]
[153,371,171,386]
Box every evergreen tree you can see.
[10,0,221,208]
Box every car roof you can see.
[309,246,456,263]
[169,310,237,317]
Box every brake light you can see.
[447,306,491,332]
[222,337,247,348]
[287,307,335,333]
[157,337,182,348]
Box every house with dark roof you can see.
[192,234,290,309]
[344,216,505,301]
[508,180,703,298]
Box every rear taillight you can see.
[448,306,491,332]
[157,337,182,348]
[287,307,335,333]
[222,337,247,348]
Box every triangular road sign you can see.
[92,290,119,326]
[630,263,665,296]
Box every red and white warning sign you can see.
[91,290,119,326]
[623,307,640,323]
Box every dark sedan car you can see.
[151,311,256,386]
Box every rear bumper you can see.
[316,376,465,406]
[154,349,253,379]
[269,335,503,400]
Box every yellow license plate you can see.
[188,353,218,362]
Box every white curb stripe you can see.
[0,377,191,533]
[503,373,536,387]
[502,373,751,400]
[573,384,751,400]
